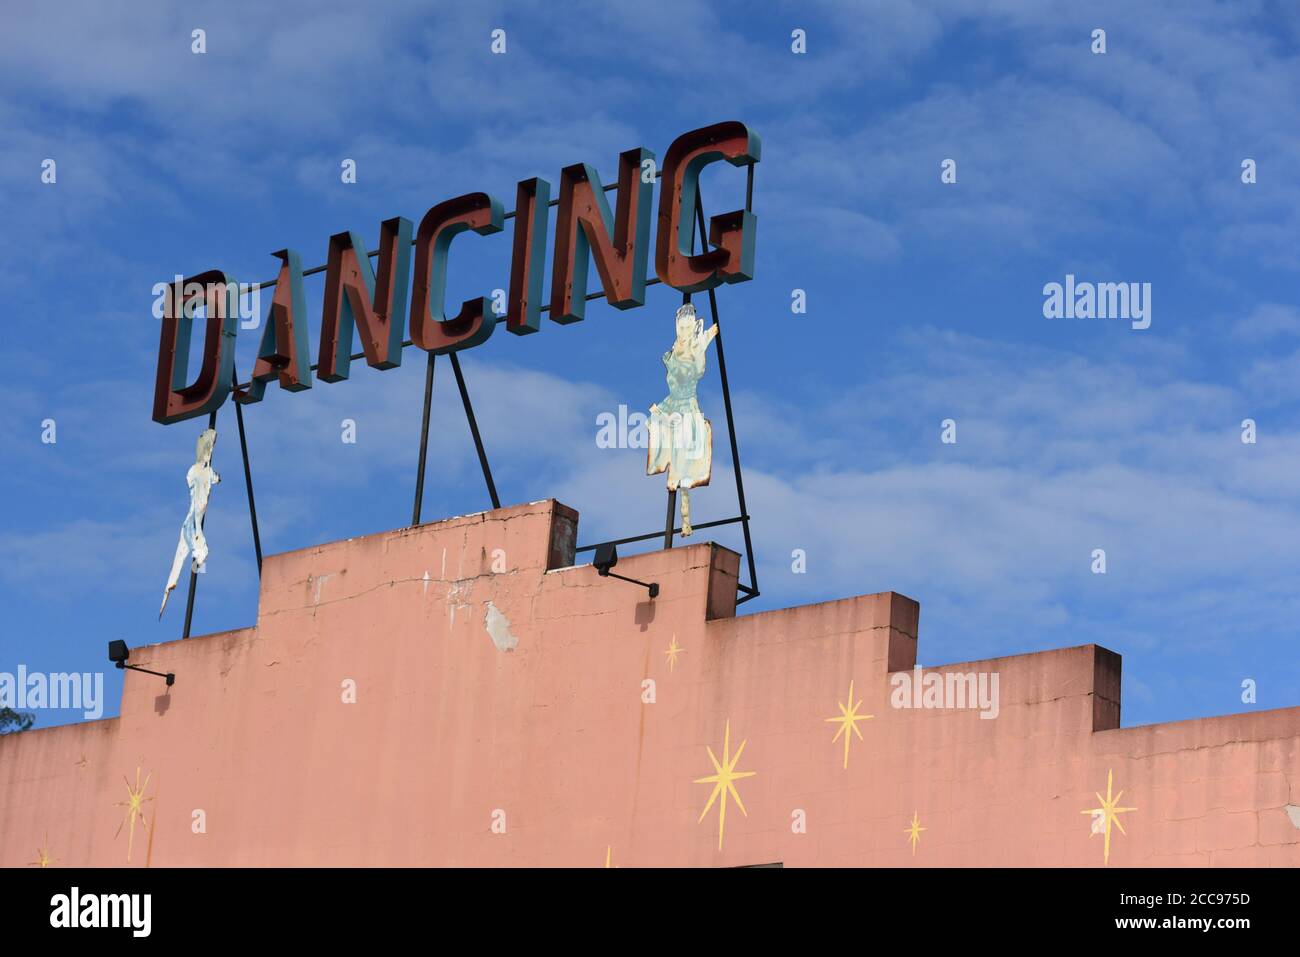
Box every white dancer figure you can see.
[648,303,717,536]
[160,429,220,617]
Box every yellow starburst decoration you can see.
[1080,768,1136,866]
[695,719,756,851]
[904,811,926,855]
[115,766,154,863]
[825,679,873,769]
[28,834,54,868]
[664,635,683,671]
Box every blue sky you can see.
[3,0,1300,730]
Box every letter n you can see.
[152,270,238,424]
[235,249,313,404]
[656,121,760,293]
[549,148,653,324]
[318,217,413,381]
[409,193,504,354]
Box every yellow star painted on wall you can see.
[695,719,756,851]
[665,635,683,671]
[1080,768,1136,866]
[115,766,154,864]
[28,834,54,868]
[825,679,873,769]
[904,811,926,855]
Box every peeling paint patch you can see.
[1285,805,1300,829]
[422,571,430,595]
[484,601,518,652]
[312,574,334,606]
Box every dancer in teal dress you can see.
[648,303,717,535]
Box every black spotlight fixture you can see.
[108,640,175,687]
[591,542,659,599]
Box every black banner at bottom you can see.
[0,866,1284,943]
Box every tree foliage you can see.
[0,707,34,733]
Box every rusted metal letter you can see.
[549,147,653,324]
[152,271,238,425]
[318,216,414,380]
[235,249,313,404]
[655,121,760,293]
[409,193,504,354]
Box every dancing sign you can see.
[152,121,760,426]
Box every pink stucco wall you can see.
[2,499,1298,866]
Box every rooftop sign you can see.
[153,121,760,425]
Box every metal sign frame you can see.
[173,134,761,637]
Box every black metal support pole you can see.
[120,663,175,686]
[246,178,654,293]
[183,406,218,639]
[181,564,199,640]
[448,352,501,511]
[232,366,263,576]
[579,514,747,553]
[694,187,760,603]
[412,351,437,526]
[601,569,659,599]
[663,489,677,549]
[663,182,701,547]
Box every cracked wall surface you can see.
[1,499,1297,867]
